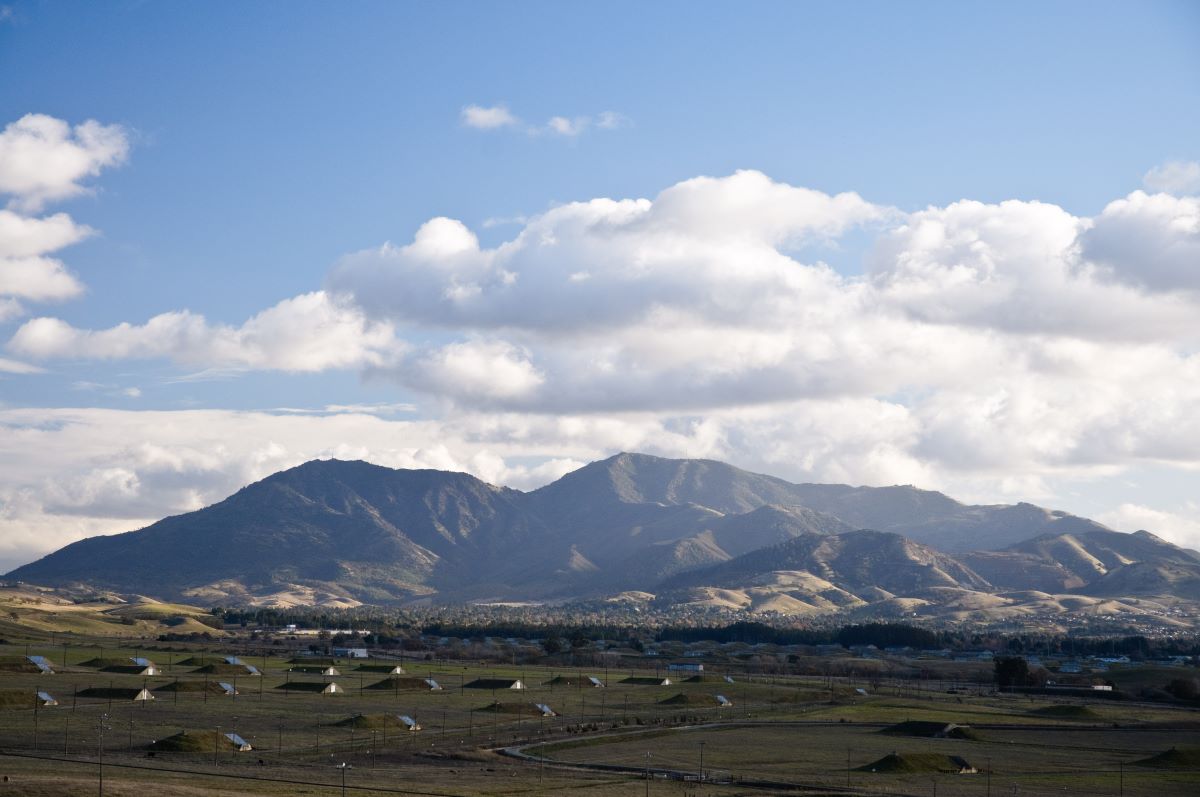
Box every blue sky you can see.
[0,1,1199,570]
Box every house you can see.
[464,678,525,690]
[224,732,253,752]
[668,663,704,673]
[333,647,369,659]
[398,715,421,731]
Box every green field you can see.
[0,637,1195,796]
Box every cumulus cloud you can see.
[460,104,518,130]
[8,291,404,372]
[7,170,1200,567]
[0,113,129,212]
[1143,160,1200,196]
[1081,191,1200,294]
[547,116,588,136]
[0,114,126,315]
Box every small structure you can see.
[424,678,442,691]
[224,732,253,752]
[37,691,58,706]
[715,694,733,707]
[398,714,421,731]
[223,655,244,665]
[723,675,735,684]
[218,682,238,696]
[535,703,556,717]
[322,682,344,695]
[949,756,978,774]
[855,688,869,696]
[28,655,55,675]
[333,647,369,659]
[668,662,704,673]
[464,678,525,691]
[130,657,159,676]
[587,676,605,687]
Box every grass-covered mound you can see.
[176,656,221,667]
[858,753,975,774]
[0,689,38,708]
[191,663,253,676]
[150,730,246,753]
[355,664,405,673]
[881,721,980,740]
[1133,747,1200,769]
[288,657,337,665]
[77,687,153,701]
[335,713,408,729]
[153,680,229,694]
[544,676,586,686]
[274,681,341,693]
[0,656,43,674]
[365,677,436,691]
[478,701,546,716]
[683,675,724,683]
[621,676,671,686]
[78,657,129,668]
[658,692,728,707]
[1028,704,1100,720]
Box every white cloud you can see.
[0,355,42,374]
[596,111,630,130]
[547,116,588,136]
[7,170,1200,570]
[461,104,630,137]
[0,114,126,314]
[1098,503,1200,551]
[461,104,518,130]
[1081,190,1200,294]
[1143,160,1200,196]
[8,291,404,372]
[0,113,129,212]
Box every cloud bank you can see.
[6,144,1200,565]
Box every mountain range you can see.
[7,453,1200,623]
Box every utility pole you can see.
[645,751,651,797]
[698,740,705,789]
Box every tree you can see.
[542,636,564,655]
[994,656,1032,688]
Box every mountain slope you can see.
[7,453,1197,613]
[6,460,546,603]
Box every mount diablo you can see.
[7,454,1199,619]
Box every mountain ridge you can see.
[7,453,1197,619]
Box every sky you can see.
[1,0,1199,571]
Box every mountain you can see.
[528,453,1113,553]
[6,460,548,605]
[7,452,1198,618]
